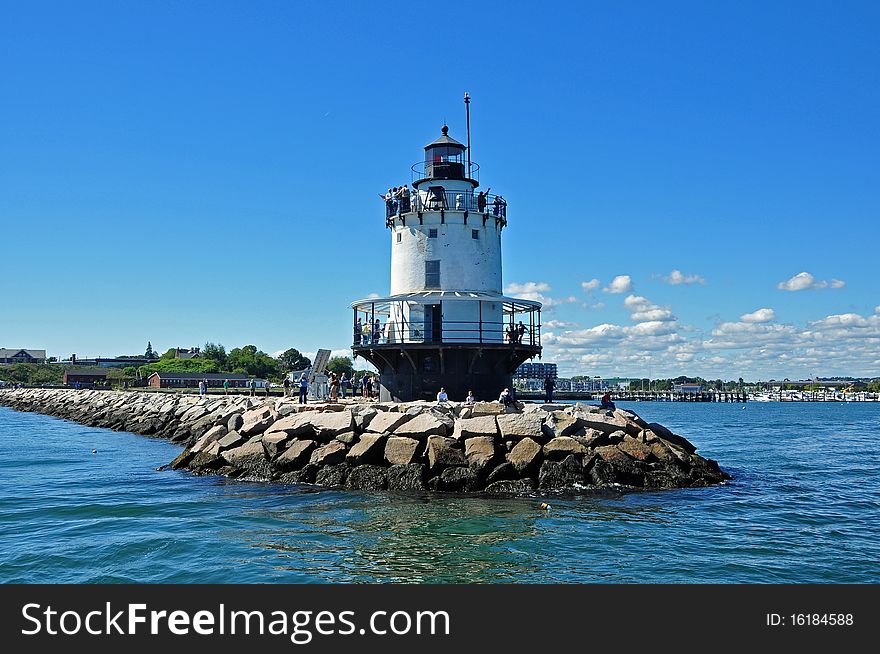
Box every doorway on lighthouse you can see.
[424,304,442,343]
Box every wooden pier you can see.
[518,390,749,402]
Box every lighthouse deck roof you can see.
[351,291,541,312]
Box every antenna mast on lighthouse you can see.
[464,92,471,180]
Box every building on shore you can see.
[147,372,265,390]
[174,348,201,359]
[350,119,542,402]
[673,383,703,394]
[515,362,558,381]
[63,368,110,386]
[0,348,47,364]
[56,356,155,368]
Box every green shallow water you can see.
[1,402,878,583]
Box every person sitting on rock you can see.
[600,391,616,412]
[498,387,515,407]
[436,387,449,403]
[465,390,476,405]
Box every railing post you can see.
[479,302,483,343]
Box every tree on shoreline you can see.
[326,356,354,377]
[277,348,311,372]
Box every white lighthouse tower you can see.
[351,113,542,402]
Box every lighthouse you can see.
[351,115,542,402]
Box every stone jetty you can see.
[0,388,730,494]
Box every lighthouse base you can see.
[352,343,540,403]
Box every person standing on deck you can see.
[516,321,526,344]
[355,318,362,345]
[223,379,229,395]
[362,320,371,344]
[249,378,256,396]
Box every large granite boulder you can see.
[464,436,498,473]
[646,423,697,454]
[541,411,584,439]
[384,437,421,466]
[365,411,413,434]
[387,464,427,492]
[589,445,647,486]
[315,464,349,488]
[346,465,388,491]
[469,401,505,417]
[351,406,378,431]
[506,437,543,476]
[274,439,317,471]
[543,436,588,461]
[222,439,270,476]
[485,461,517,485]
[346,434,387,466]
[239,407,276,437]
[617,435,654,462]
[426,436,466,472]
[216,431,245,452]
[309,440,348,466]
[574,411,632,436]
[226,412,244,432]
[538,455,585,490]
[496,413,545,441]
[261,432,291,460]
[264,412,316,438]
[310,411,355,440]
[484,479,535,494]
[432,466,480,492]
[453,416,499,441]
[278,463,318,484]
[394,413,448,439]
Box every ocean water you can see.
[1,402,878,584]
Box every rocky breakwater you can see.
[0,388,730,495]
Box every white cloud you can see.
[778,272,820,291]
[580,278,600,292]
[504,281,576,308]
[875,306,880,315]
[808,313,877,331]
[777,272,845,292]
[623,294,676,322]
[505,281,551,295]
[366,292,381,299]
[740,308,776,323]
[602,275,632,294]
[544,319,579,329]
[664,270,705,285]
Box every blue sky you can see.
[1,0,878,379]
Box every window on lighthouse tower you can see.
[425,260,440,288]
